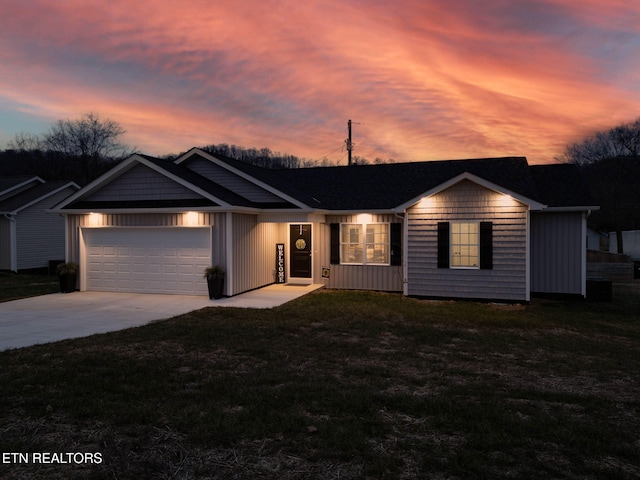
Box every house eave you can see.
[537,206,600,213]
[49,206,318,215]
[50,154,235,211]
[325,208,398,216]
[396,172,546,211]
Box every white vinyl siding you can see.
[531,211,585,296]
[407,180,528,301]
[15,187,74,270]
[231,213,285,295]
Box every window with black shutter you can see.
[437,221,493,269]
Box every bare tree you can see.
[7,132,41,152]
[560,117,640,165]
[561,117,640,254]
[4,113,132,184]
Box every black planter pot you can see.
[59,273,77,293]
[207,275,225,299]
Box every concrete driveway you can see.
[0,284,323,351]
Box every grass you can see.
[1,284,639,479]
[0,272,60,302]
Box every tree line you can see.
[1,112,639,253]
[1,113,132,185]
[559,117,640,253]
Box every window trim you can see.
[339,222,391,266]
[450,221,480,269]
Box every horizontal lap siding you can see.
[322,214,403,292]
[407,180,528,301]
[16,187,75,269]
[87,164,202,201]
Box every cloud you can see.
[1,0,640,163]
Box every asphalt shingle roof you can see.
[0,181,75,213]
[60,152,598,212]
[271,157,540,210]
[529,163,598,208]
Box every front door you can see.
[290,224,312,279]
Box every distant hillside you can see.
[199,144,319,169]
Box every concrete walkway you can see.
[0,284,323,351]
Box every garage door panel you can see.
[83,228,211,295]
[164,264,178,274]
[118,263,131,273]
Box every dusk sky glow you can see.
[2,0,640,164]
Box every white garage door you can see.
[82,227,211,295]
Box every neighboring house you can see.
[609,230,640,261]
[587,227,609,252]
[0,176,80,272]
[50,149,597,301]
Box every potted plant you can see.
[204,265,225,299]
[57,262,79,293]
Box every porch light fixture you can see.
[87,212,102,226]
[184,211,199,226]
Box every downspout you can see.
[4,213,17,272]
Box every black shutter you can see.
[437,222,450,268]
[480,221,493,270]
[390,223,402,266]
[330,223,340,264]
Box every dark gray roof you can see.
[65,156,296,210]
[180,155,597,211]
[0,181,76,213]
[529,163,598,208]
[271,157,541,210]
[0,176,40,195]
[60,152,598,212]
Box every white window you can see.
[451,222,479,268]
[340,223,389,265]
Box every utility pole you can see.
[345,119,353,166]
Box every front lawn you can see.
[0,272,59,302]
[1,285,639,479]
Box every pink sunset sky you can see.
[1,0,639,164]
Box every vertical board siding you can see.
[231,213,284,294]
[531,212,583,295]
[321,214,403,292]
[407,180,528,301]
